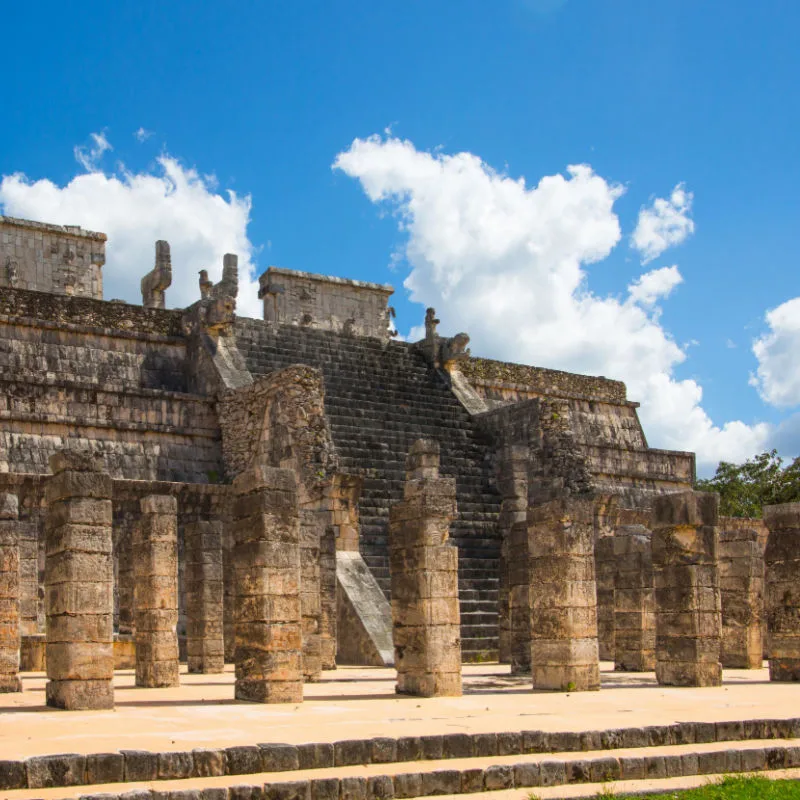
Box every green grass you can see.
[526,775,800,800]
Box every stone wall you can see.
[218,365,336,484]
[0,288,221,482]
[0,216,106,299]
[475,390,693,507]
[460,356,628,404]
[258,267,394,340]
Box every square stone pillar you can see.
[719,524,764,669]
[319,525,337,670]
[528,496,600,692]
[764,502,800,681]
[133,495,179,688]
[299,508,323,682]
[389,439,462,697]
[595,536,616,662]
[652,491,722,687]
[232,465,302,703]
[497,446,530,673]
[0,493,22,692]
[613,525,655,672]
[184,520,225,674]
[18,514,40,637]
[44,451,114,710]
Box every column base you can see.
[46,679,114,709]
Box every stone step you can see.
[6,732,800,799]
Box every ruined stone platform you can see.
[2,663,800,799]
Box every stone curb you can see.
[2,717,800,792]
[53,742,800,800]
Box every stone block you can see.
[310,778,339,800]
[339,776,367,800]
[0,760,26,791]
[122,751,158,782]
[225,746,262,776]
[367,775,394,800]
[26,753,87,788]
[192,749,226,777]
[46,679,114,709]
[259,744,300,773]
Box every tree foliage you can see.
[696,450,800,518]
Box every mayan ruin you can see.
[0,211,799,798]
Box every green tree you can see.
[696,449,800,518]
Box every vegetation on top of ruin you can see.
[696,449,800,518]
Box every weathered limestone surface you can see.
[0,215,106,298]
[389,440,462,697]
[763,502,800,681]
[527,496,600,692]
[18,515,41,637]
[44,451,114,709]
[595,536,616,662]
[133,494,179,688]
[652,491,722,688]
[613,525,655,672]
[232,466,302,703]
[184,520,224,674]
[0,492,22,692]
[0,288,220,482]
[259,266,395,340]
[719,522,764,669]
[319,524,336,669]
[322,474,365,667]
[467,357,695,506]
[496,446,530,672]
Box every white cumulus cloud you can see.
[334,135,769,471]
[0,133,261,316]
[751,296,800,408]
[632,183,695,264]
[628,265,683,308]
[134,127,154,143]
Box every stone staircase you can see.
[235,320,502,661]
[4,716,800,799]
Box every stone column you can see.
[133,495,179,688]
[299,508,323,682]
[613,525,655,672]
[184,520,225,674]
[18,514,39,637]
[764,502,800,681]
[652,491,722,687]
[319,524,337,670]
[0,493,22,692]
[719,523,764,669]
[44,451,114,710]
[497,446,530,673]
[528,496,600,691]
[389,439,462,697]
[322,473,361,669]
[232,465,302,703]
[595,536,616,662]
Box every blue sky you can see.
[1,0,799,473]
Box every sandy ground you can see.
[1,662,796,760]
